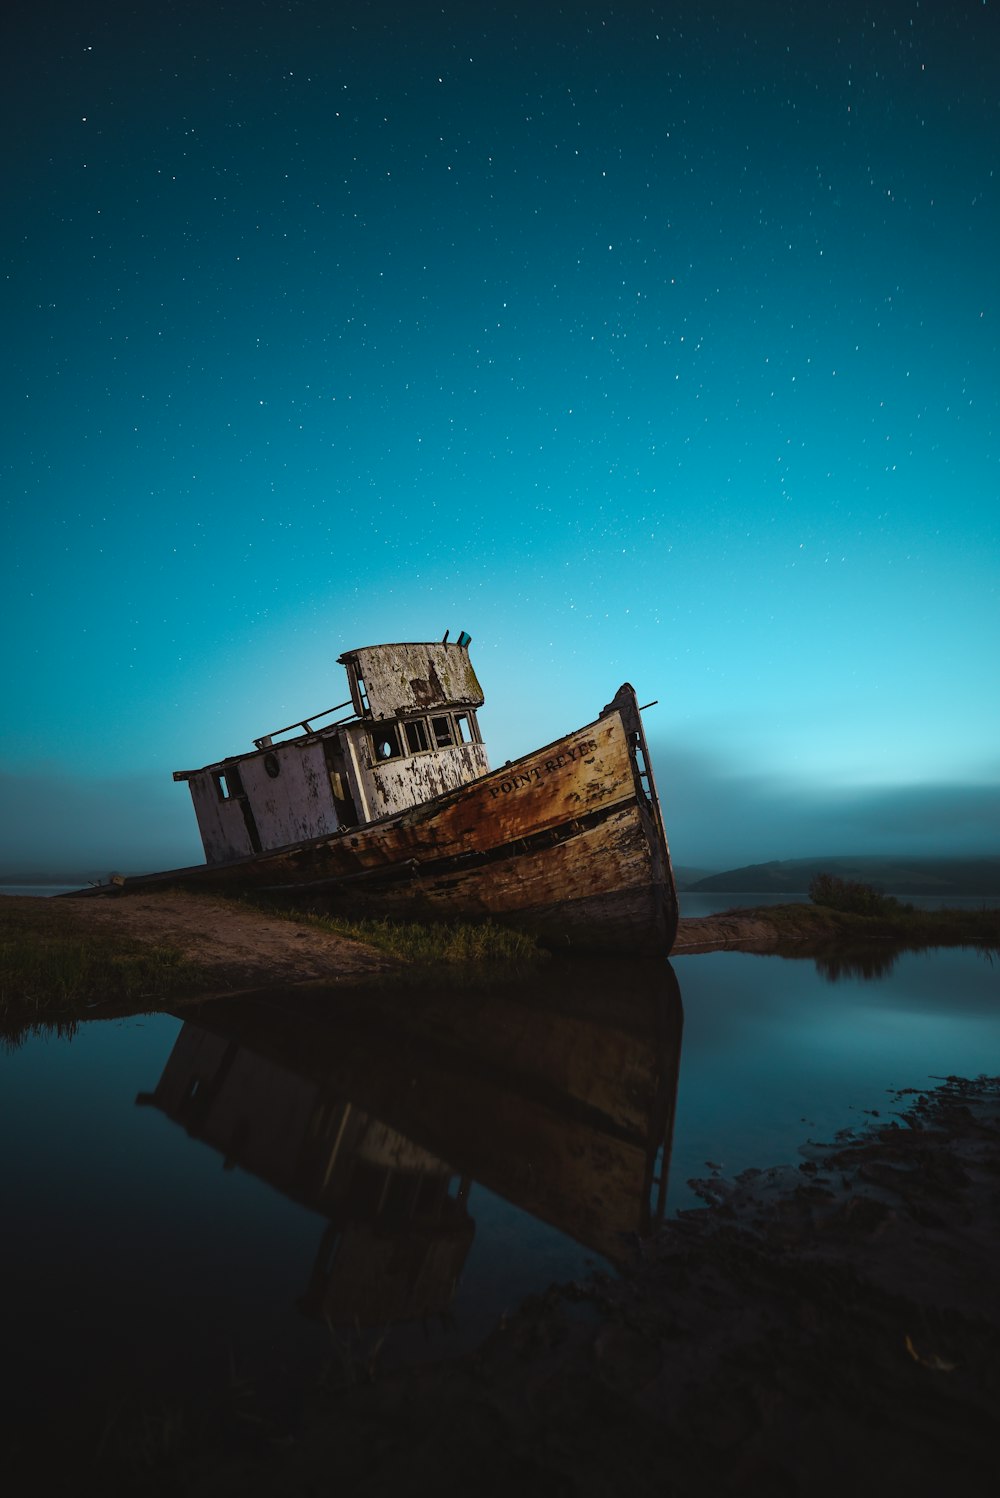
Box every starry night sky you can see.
[3,0,998,875]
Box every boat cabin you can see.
[173,636,488,865]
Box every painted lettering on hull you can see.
[488,737,598,798]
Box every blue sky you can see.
[2,0,998,875]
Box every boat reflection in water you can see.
[136,963,683,1332]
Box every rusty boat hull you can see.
[79,684,678,956]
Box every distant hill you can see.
[687,856,1000,897]
[671,866,720,891]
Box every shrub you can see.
[808,873,902,917]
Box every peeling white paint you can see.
[175,639,492,865]
[339,641,483,720]
[187,775,256,863]
[366,742,490,816]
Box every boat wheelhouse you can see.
[174,636,489,865]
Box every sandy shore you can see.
[4,892,788,1009]
[18,889,798,986]
[672,909,788,952]
[8,884,999,997]
[6,889,401,993]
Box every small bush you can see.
[809,873,902,917]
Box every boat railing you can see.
[253,699,357,749]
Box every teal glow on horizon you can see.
[2,1,997,874]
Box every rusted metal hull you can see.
[87,685,678,956]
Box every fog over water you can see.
[2,751,997,879]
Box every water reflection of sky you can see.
[670,948,999,1204]
[1,946,997,1416]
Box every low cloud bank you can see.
[650,740,1000,871]
[1,750,997,882]
[0,767,203,879]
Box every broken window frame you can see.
[346,662,371,716]
[370,723,403,762]
[369,710,482,766]
[431,715,454,748]
[404,719,430,754]
[454,711,480,745]
[214,766,245,801]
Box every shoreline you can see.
[3,889,999,1031]
[674,898,1000,955]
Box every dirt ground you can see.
[45,889,402,990]
[18,890,998,980]
[46,889,783,985]
[672,909,786,952]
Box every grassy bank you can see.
[252,900,549,968]
[0,892,548,1040]
[772,892,994,940]
[746,899,1000,949]
[4,886,994,1042]
[0,898,203,1041]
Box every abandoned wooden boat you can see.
[97,634,679,954]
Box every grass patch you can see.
[0,898,203,1036]
[730,899,1000,951]
[248,898,548,969]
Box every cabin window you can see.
[263,753,281,779]
[214,767,244,801]
[431,715,454,747]
[353,667,371,715]
[454,712,478,745]
[371,724,402,761]
[404,719,429,754]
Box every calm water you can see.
[1,946,997,1441]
